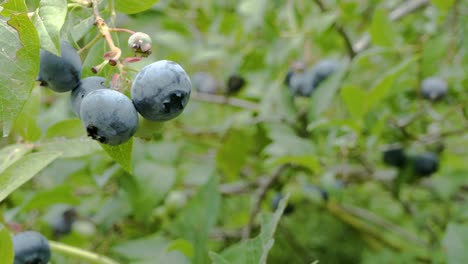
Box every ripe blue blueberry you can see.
[310,59,340,88]
[421,77,447,101]
[288,69,316,97]
[131,60,191,121]
[12,231,51,264]
[413,152,439,177]
[192,72,218,94]
[226,74,246,95]
[51,208,78,239]
[285,59,340,97]
[382,145,407,168]
[80,89,139,145]
[37,40,82,93]
[284,70,294,87]
[71,76,109,117]
[271,193,295,215]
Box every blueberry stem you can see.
[49,241,120,264]
[91,0,122,62]
[191,92,258,111]
[78,34,101,54]
[109,27,136,35]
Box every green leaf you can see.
[0,144,34,174]
[0,0,28,17]
[129,161,176,220]
[168,176,220,264]
[44,118,86,139]
[32,0,67,55]
[13,88,42,141]
[100,138,133,173]
[166,239,194,258]
[341,85,368,119]
[370,9,397,47]
[0,225,14,264]
[210,194,289,264]
[0,151,61,202]
[216,129,252,181]
[273,155,321,173]
[112,233,190,263]
[309,65,347,117]
[238,0,268,31]
[22,185,80,211]
[36,138,101,158]
[112,234,171,260]
[60,5,95,43]
[0,14,40,137]
[430,0,455,10]
[421,35,448,77]
[81,38,105,78]
[114,0,159,15]
[443,223,468,264]
[366,58,415,110]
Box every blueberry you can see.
[310,59,340,88]
[52,208,78,238]
[80,89,139,145]
[37,40,82,93]
[192,72,218,94]
[271,193,295,215]
[12,231,51,264]
[284,61,312,97]
[128,32,152,56]
[288,70,315,97]
[382,145,407,168]
[285,59,339,97]
[283,70,294,87]
[413,152,439,177]
[131,60,191,121]
[225,74,246,95]
[421,77,448,101]
[70,76,109,117]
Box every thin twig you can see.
[191,92,259,111]
[91,0,121,62]
[184,177,269,196]
[353,0,430,53]
[340,203,428,247]
[109,27,136,35]
[78,34,101,54]
[312,0,356,58]
[209,228,244,241]
[242,165,290,240]
[49,241,119,264]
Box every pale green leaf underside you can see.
[0,151,61,202]
[32,0,68,55]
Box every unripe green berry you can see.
[128,32,152,55]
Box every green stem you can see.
[49,241,120,264]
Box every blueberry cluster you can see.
[284,59,340,97]
[12,231,51,264]
[382,145,440,177]
[39,40,191,145]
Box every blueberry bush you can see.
[0,0,467,263]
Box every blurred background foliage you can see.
[1,0,468,263]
